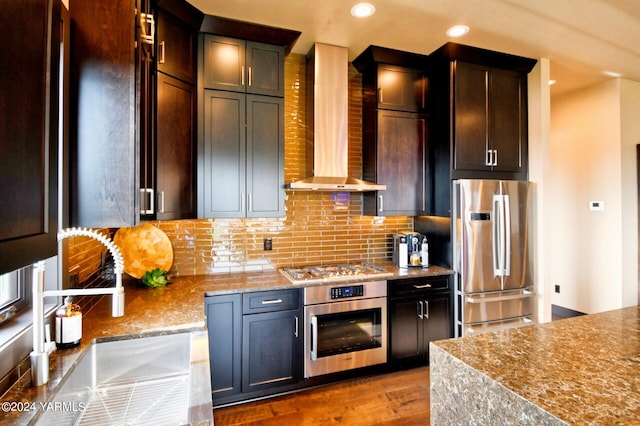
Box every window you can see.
[0,266,30,324]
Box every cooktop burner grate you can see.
[281,263,392,283]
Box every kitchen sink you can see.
[32,331,213,426]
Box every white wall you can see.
[528,58,552,323]
[620,79,640,306]
[549,78,640,314]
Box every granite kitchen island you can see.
[430,305,640,425]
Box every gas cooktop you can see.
[280,263,393,284]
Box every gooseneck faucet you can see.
[30,228,125,386]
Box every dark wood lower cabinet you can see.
[206,290,301,405]
[206,277,453,406]
[206,294,242,399]
[388,276,453,364]
[242,310,300,393]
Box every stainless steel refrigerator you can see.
[452,179,535,337]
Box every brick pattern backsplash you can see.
[66,228,110,283]
[66,54,413,278]
[150,54,413,276]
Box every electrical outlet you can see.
[264,238,272,251]
[555,284,560,294]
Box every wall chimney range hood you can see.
[285,43,386,192]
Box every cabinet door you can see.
[0,0,61,274]
[242,310,300,393]
[156,9,196,84]
[206,294,242,399]
[453,61,490,173]
[377,65,427,112]
[156,73,195,220]
[368,110,427,216]
[389,298,421,360]
[246,41,284,97]
[201,90,246,218]
[490,69,527,174]
[246,95,285,217]
[70,0,137,227]
[421,294,453,357]
[203,35,246,92]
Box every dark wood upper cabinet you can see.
[156,6,197,84]
[154,73,196,219]
[69,0,137,227]
[200,90,284,218]
[0,0,62,274]
[199,22,292,219]
[376,65,428,113]
[452,61,528,176]
[363,111,428,216]
[354,46,431,216]
[203,35,285,97]
[139,1,201,221]
[429,42,536,216]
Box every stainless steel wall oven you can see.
[303,280,387,378]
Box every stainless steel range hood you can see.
[285,43,386,192]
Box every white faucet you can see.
[30,228,125,386]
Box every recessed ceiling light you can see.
[548,79,557,86]
[603,70,622,78]
[351,3,376,18]
[446,25,470,37]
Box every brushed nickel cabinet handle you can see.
[158,41,165,64]
[413,283,432,289]
[140,188,154,215]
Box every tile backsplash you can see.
[153,53,413,276]
[68,54,413,278]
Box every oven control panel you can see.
[330,285,364,299]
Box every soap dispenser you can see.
[55,296,82,349]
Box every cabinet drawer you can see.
[389,276,450,298]
[243,289,299,314]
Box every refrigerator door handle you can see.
[503,194,511,277]
[465,289,533,304]
[492,195,504,277]
[492,194,510,280]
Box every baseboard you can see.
[551,304,586,320]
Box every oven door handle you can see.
[310,315,318,361]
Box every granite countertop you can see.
[3,262,452,424]
[431,305,640,424]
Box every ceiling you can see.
[187,0,640,96]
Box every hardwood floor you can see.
[213,367,430,425]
